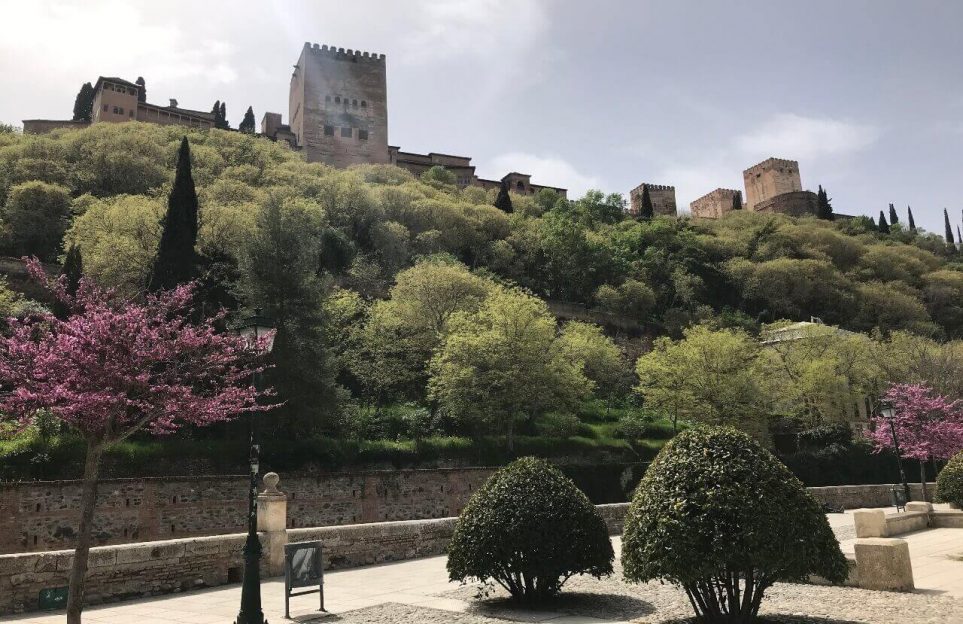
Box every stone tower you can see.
[742,158,802,211]
[289,43,390,167]
[629,183,677,217]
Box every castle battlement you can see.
[631,182,675,193]
[304,42,386,63]
[743,157,799,174]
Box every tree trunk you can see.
[920,459,928,501]
[506,417,515,454]
[66,443,104,624]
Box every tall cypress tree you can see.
[149,137,198,291]
[878,210,890,234]
[816,185,834,220]
[944,208,954,244]
[239,106,256,133]
[494,179,513,213]
[888,203,899,225]
[53,244,84,319]
[639,184,654,219]
[211,100,222,128]
[72,83,95,122]
[907,206,916,231]
[958,225,962,249]
[219,102,229,129]
[731,191,742,212]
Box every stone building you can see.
[24,76,212,134]
[743,157,803,211]
[627,183,677,217]
[690,188,742,219]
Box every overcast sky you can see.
[3,0,962,233]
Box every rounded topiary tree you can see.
[622,426,848,623]
[936,451,963,508]
[447,456,614,602]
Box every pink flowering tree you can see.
[0,260,272,624]
[869,383,963,495]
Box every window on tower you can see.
[358,130,368,141]
[324,125,334,136]
[341,127,352,138]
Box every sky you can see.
[2,0,962,234]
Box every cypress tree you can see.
[239,106,256,133]
[958,225,962,249]
[945,208,954,244]
[211,100,222,127]
[72,83,95,122]
[878,210,890,234]
[219,102,228,129]
[639,184,654,219]
[907,206,916,231]
[149,137,198,291]
[816,185,834,220]
[731,191,742,211]
[888,203,899,224]
[494,179,513,213]
[53,244,84,319]
[135,77,146,103]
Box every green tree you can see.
[731,190,742,212]
[908,205,917,231]
[594,279,656,321]
[429,287,590,448]
[0,181,72,261]
[71,82,95,122]
[149,137,198,291]
[635,325,768,436]
[211,100,222,127]
[945,208,955,245]
[816,185,833,220]
[638,184,653,220]
[558,321,627,402]
[238,106,256,134]
[889,203,899,225]
[219,102,228,130]
[494,178,513,213]
[878,210,890,234]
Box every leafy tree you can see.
[494,178,513,213]
[816,185,833,220]
[945,208,955,245]
[878,210,890,234]
[557,321,627,402]
[594,279,656,321]
[0,181,72,261]
[936,451,963,508]
[638,184,653,220]
[635,325,768,436]
[854,281,934,334]
[219,102,228,129]
[0,260,268,624]
[211,100,222,127]
[572,190,625,226]
[71,82,95,122]
[908,205,917,231]
[429,287,590,448]
[868,383,963,462]
[447,457,613,602]
[53,244,84,319]
[238,106,256,134]
[149,137,198,291]
[622,427,848,623]
[889,203,899,225]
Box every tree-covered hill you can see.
[1,122,962,472]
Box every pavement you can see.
[8,510,963,624]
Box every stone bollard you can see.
[905,501,933,514]
[853,508,888,538]
[257,472,288,576]
[853,538,914,591]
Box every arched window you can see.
[361,101,367,108]
[516,181,525,190]
[335,96,341,104]
[352,99,358,107]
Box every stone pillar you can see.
[854,538,914,591]
[853,508,888,538]
[257,472,288,576]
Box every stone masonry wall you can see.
[0,504,629,615]
[807,483,935,509]
[0,468,495,554]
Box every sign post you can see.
[283,541,325,619]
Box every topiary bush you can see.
[622,426,848,623]
[936,451,963,508]
[446,456,614,603]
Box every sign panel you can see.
[284,541,325,618]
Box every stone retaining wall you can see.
[0,502,629,615]
[806,483,935,510]
[0,468,495,554]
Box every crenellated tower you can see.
[290,42,389,167]
[742,157,802,211]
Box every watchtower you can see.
[629,183,677,217]
[742,158,801,211]
[290,43,389,167]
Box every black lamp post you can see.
[234,310,275,624]
[880,403,912,506]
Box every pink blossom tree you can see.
[869,383,963,496]
[0,260,271,624]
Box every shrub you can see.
[621,426,848,623]
[936,451,963,508]
[446,456,614,602]
[534,412,582,438]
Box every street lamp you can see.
[880,403,912,507]
[234,309,275,624]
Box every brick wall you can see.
[0,468,495,554]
